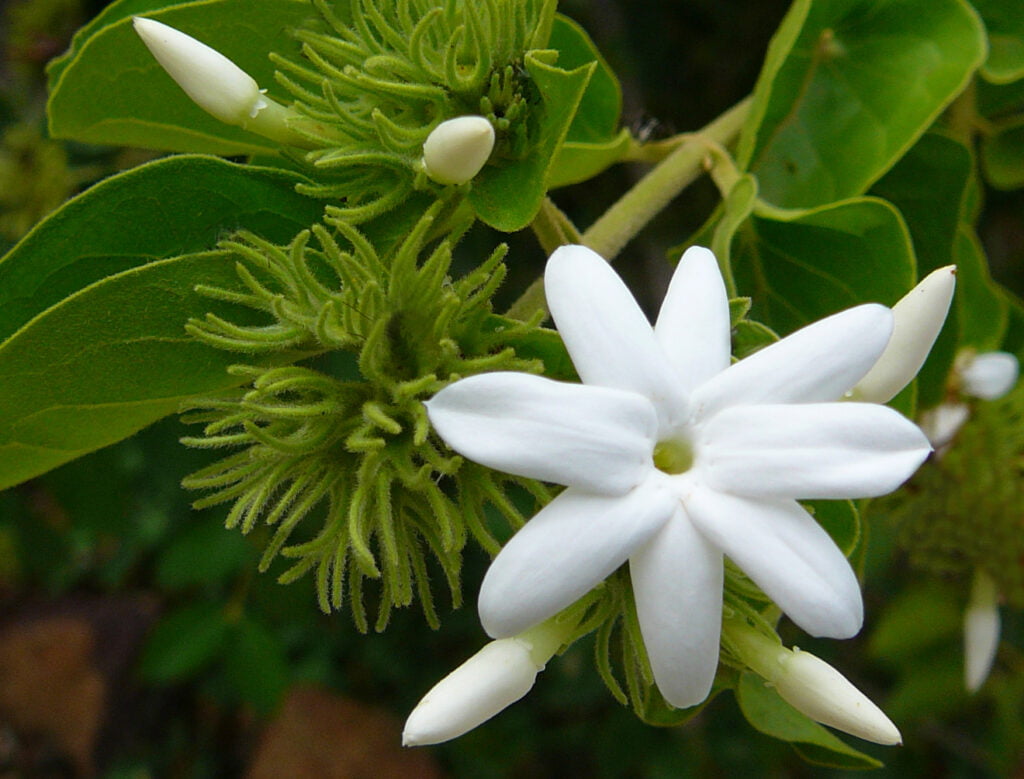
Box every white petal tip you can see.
[422,116,495,185]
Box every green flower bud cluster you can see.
[180,202,552,627]
[274,0,555,218]
[891,385,1024,607]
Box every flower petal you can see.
[690,304,893,419]
[654,246,732,393]
[545,245,688,434]
[629,509,723,708]
[479,482,676,638]
[685,488,863,638]
[700,403,931,499]
[427,372,657,495]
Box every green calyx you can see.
[182,201,551,628]
[888,386,1024,608]
[272,0,557,212]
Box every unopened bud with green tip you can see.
[726,620,901,746]
[964,569,1000,693]
[132,17,307,146]
[853,265,956,403]
[421,116,495,185]
[403,621,563,746]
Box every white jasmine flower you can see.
[853,265,956,403]
[964,570,1000,693]
[132,17,301,145]
[421,116,496,185]
[427,245,931,708]
[961,351,1019,400]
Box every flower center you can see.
[653,439,694,475]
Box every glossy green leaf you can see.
[973,0,1024,84]
[139,601,230,682]
[954,224,1009,350]
[0,252,287,490]
[981,115,1024,189]
[732,197,917,334]
[547,15,629,187]
[469,52,594,231]
[47,0,312,154]
[736,672,882,770]
[737,0,986,207]
[224,616,289,714]
[0,155,322,343]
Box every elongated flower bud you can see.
[132,17,301,145]
[854,266,956,403]
[421,116,495,185]
[774,648,902,746]
[964,570,1000,692]
[726,621,901,745]
[961,351,1019,400]
[403,637,540,746]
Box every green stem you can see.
[583,96,751,260]
[506,96,752,321]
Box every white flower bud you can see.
[854,266,956,403]
[964,570,1000,693]
[918,401,970,448]
[133,17,265,125]
[421,116,495,185]
[775,648,902,746]
[961,351,1019,400]
[402,637,540,746]
[132,17,305,146]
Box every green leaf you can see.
[805,500,859,557]
[732,197,917,335]
[469,52,594,231]
[736,672,882,770]
[0,155,323,343]
[546,15,629,187]
[156,521,253,590]
[0,252,289,490]
[139,601,230,682]
[870,132,973,407]
[224,616,289,714]
[973,0,1024,84]
[47,0,312,154]
[737,0,986,208]
[954,224,1009,350]
[981,115,1024,189]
